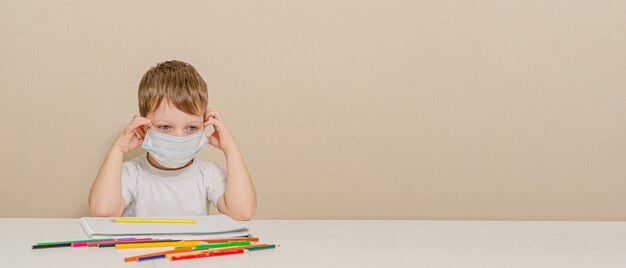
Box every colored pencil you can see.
[114,218,196,224]
[244,244,278,251]
[197,237,259,243]
[33,238,114,249]
[170,249,244,261]
[36,238,113,246]
[72,238,153,247]
[173,238,258,249]
[165,244,271,259]
[115,241,203,249]
[32,243,73,249]
[137,255,165,261]
[191,241,251,250]
[99,239,180,248]
[32,238,120,249]
[125,247,194,262]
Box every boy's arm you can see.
[205,108,257,220]
[216,145,257,221]
[89,116,151,217]
[88,145,126,217]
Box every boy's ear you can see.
[139,126,148,138]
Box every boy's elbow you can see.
[89,205,121,217]
[91,212,115,217]
[231,213,254,221]
[230,207,256,221]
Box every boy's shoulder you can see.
[120,155,143,171]
[122,155,145,169]
[192,158,223,171]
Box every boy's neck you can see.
[146,153,194,171]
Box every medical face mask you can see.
[142,128,208,168]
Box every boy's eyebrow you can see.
[153,119,203,125]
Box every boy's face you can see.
[146,100,205,137]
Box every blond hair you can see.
[138,60,208,117]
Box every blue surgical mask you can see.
[142,128,208,168]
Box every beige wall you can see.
[1,1,625,220]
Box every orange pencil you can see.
[124,247,194,262]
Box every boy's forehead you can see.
[149,101,203,123]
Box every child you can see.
[88,60,256,220]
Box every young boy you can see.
[88,60,256,220]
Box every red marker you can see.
[170,249,244,261]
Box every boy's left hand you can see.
[204,108,237,152]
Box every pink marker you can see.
[71,242,93,247]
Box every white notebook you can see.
[80,215,250,239]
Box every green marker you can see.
[193,241,251,250]
[246,244,278,251]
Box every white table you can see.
[2,218,626,267]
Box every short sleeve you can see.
[206,163,226,207]
[121,161,139,207]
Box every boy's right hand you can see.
[113,115,152,154]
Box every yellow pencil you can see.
[116,241,204,249]
[114,218,196,224]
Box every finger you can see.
[204,113,213,128]
[204,111,218,126]
[204,108,221,120]
[206,118,223,129]
[129,127,146,136]
[125,121,151,137]
[205,111,223,122]
[130,117,151,126]
[132,116,152,125]
[204,108,212,122]
[206,108,222,117]
[129,117,152,130]
[127,123,148,136]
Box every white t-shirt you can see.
[120,154,226,217]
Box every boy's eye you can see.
[158,125,171,131]
[186,126,199,132]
